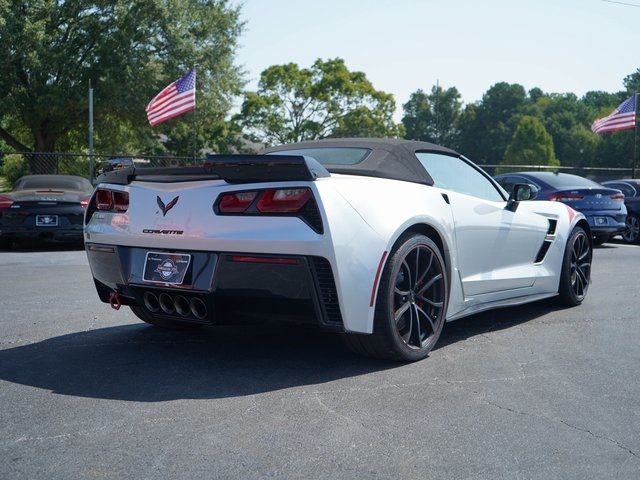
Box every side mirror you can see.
[506,183,538,211]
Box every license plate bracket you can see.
[36,215,58,227]
[143,252,191,285]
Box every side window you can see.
[496,176,516,193]
[416,152,505,202]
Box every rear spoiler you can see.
[96,155,330,185]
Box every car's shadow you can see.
[0,300,565,402]
[0,242,84,253]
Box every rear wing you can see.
[96,155,330,185]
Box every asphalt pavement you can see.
[0,242,639,479]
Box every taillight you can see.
[0,195,13,209]
[548,192,584,202]
[96,189,113,210]
[257,188,312,213]
[219,191,258,213]
[94,189,129,212]
[113,191,129,212]
[81,196,90,208]
[610,193,625,201]
[215,187,322,233]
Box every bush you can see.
[1,155,30,189]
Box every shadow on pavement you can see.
[0,242,84,253]
[0,323,395,402]
[0,300,566,402]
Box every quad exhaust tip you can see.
[174,295,190,317]
[143,292,160,313]
[142,291,208,320]
[190,297,207,319]
[158,293,175,314]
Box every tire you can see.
[558,226,592,306]
[592,235,608,247]
[622,213,640,244]
[130,305,201,330]
[342,233,448,362]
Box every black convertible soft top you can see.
[262,138,461,186]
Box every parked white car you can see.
[84,138,592,361]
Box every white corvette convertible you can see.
[85,139,592,361]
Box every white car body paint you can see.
[85,172,586,334]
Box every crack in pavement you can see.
[486,401,638,461]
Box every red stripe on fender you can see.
[369,251,388,307]
[566,205,577,224]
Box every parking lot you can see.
[0,242,639,479]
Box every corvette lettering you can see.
[142,229,184,235]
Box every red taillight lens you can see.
[548,192,584,202]
[113,191,129,212]
[256,188,311,213]
[219,191,258,213]
[96,189,113,210]
[0,195,14,209]
[94,189,128,212]
[81,196,90,208]
[610,193,625,201]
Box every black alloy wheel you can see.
[342,234,448,362]
[392,244,446,350]
[559,226,592,306]
[622,214,640,244]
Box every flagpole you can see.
[192,65,198,163]
[634,92,638,179]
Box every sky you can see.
[234,0,640,119]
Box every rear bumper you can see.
[584,212,626,235]
[0,226,83,242]
[86,243,344,330]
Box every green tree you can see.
[458,82,527,164]
[238,58,402,146]
[0,0,244,170]
[401,85,462,147]
[501,116,559,172]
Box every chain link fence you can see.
[0,151,636,190]
[0,152,201,189]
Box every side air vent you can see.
[534,241,552,264]
[310,257,343,327]
[534,218,558,264]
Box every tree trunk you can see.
[30,129,58,174]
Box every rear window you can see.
[15,177,92,192]
[533,173,601,189]
[269,147,370,165]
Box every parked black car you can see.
[0,175,94,248]
[494,172,626,246]
[601,179,640,243]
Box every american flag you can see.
[146,69,196,126]
[591,94,637,134]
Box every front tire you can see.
[622,213,640,244]
[342,234,448,362]
[558,226,592,306]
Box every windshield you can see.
[15,176,93,192]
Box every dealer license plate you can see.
[36,215,58,227]
[143,252,191,285]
